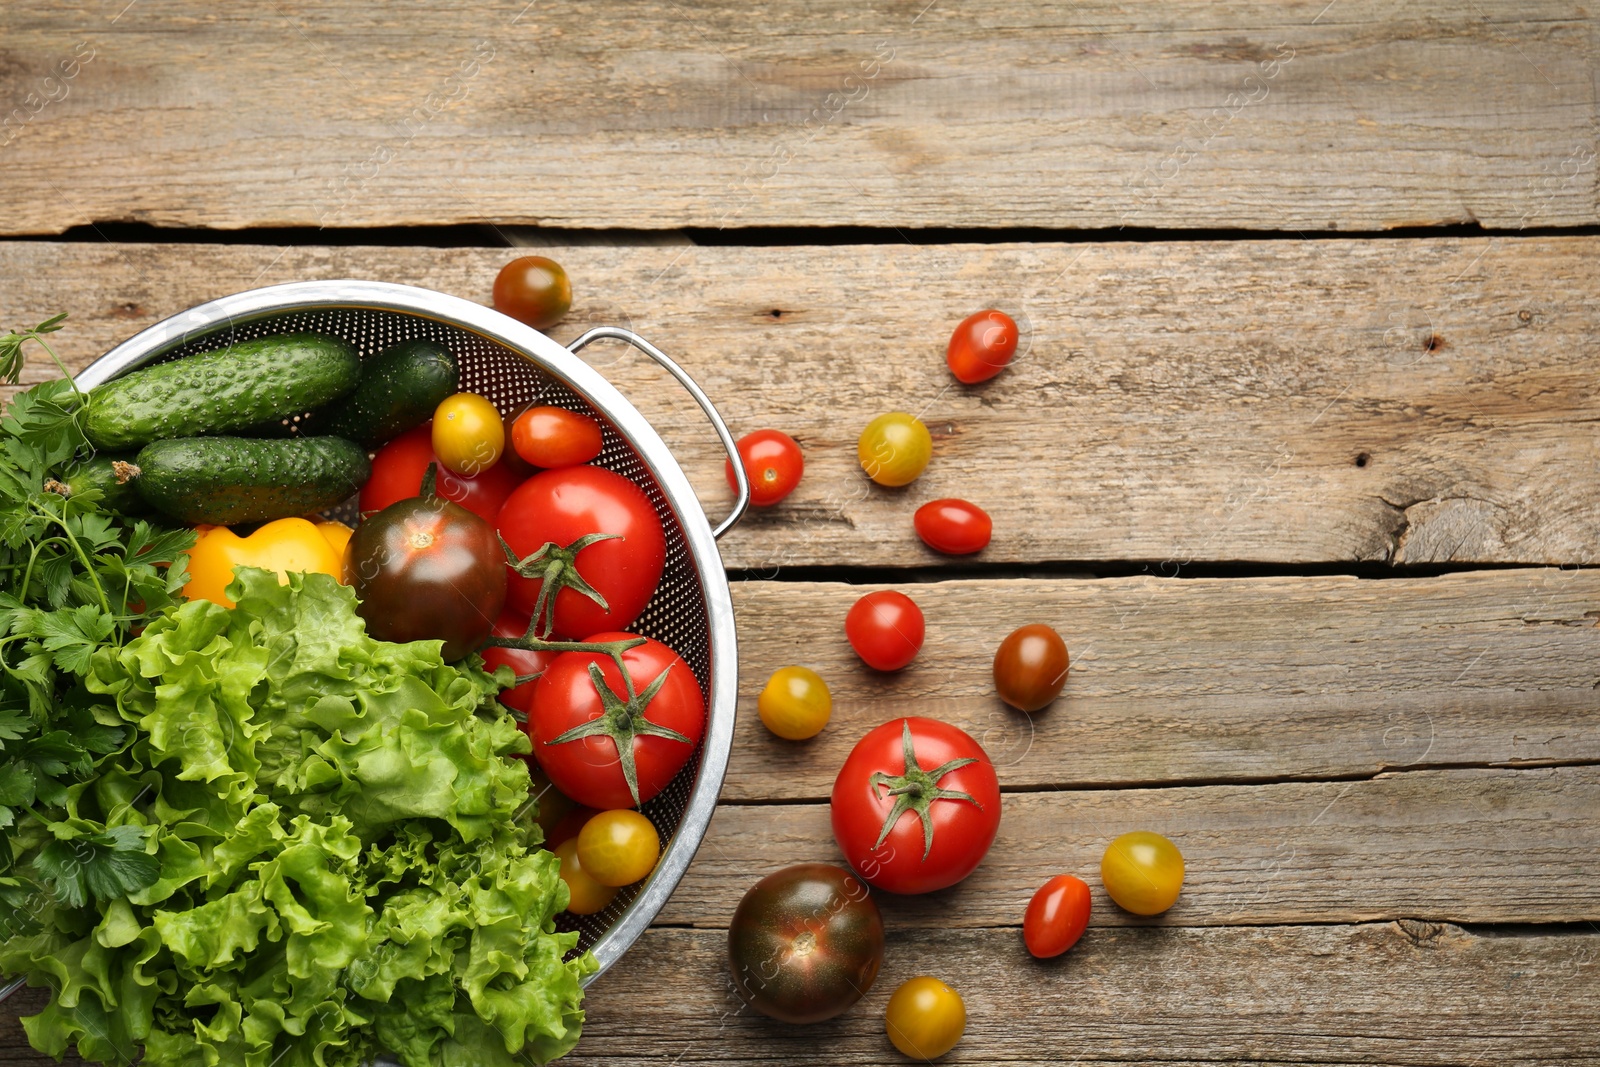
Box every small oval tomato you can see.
[1024,874,1092,959]
[993,624,1069,712]
[725,429,803,507]
[845,590,924,672]
[728,864,885,1025]
[361,423,522,523]
[576,809,660,887]
[553,837,618,915]
[757,666,831,741]
[344,495,507,661]
[947,309,1019,384]
[510,405,604,469]
[531,632,705,809]
[498,466,667,640]
[493,255,572,331]
[914,499,992,555]
[832,718,1000,895]
[1101,831,1185,916]
[858,412,932,488]
[479,605,557,716]
[433,393,505,476]
[885,976,966,1060]
[544,803,599,850]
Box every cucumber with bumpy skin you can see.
[296,338,459,447]
[135,436,370,525]
[84,332,360,450]
[45,453,147,515]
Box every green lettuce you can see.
[0,568,593,1066]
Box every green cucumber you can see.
[84,332,360,450]
[135,436,370,526]
[45,453,147,515]
[298,338,459,447]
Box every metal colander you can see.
[72,279,749,984]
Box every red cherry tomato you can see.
[831,717,1001,894]
[361,423,522,524]
[497,466,667,640]
[510,406,605,469]
[1023,875,1092,958]
[479,604,557,716]
[947,309,1019,384]
[724,429,803,507]
[530,632,705,809]
[845,590,925,672]
[913,499,992,555]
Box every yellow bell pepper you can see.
[182,518,352,608]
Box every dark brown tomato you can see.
[345,495,507,660]
[727,863,885,1024]
[993,623,1070,712]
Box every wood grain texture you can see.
[9,922,1596,1066]
[0,3,1595,233]
[6,238,1600,568]
[663,767,1600,928]
[720,571,1600,799]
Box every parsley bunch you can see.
[0,317,195,936]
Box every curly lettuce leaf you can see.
[9,568,589,1066]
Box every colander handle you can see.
[566,327,751,539]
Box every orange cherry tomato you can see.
[554,837,618,915]
[510,405,604,468]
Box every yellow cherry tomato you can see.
[885,976,966,1060]
[757,666,832,740]
[182,518,344,608]
[858,412,932,487]
[554,837,619,915]
[576,810,660,887]
[1101,830,1185,915]
[432,393,505,476]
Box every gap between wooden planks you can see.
[5,238,1599,569]
[0,2,1593,232]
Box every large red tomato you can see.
[361,423,522,523]
[478,604,557,716]
[831,717,1001,894]
[497,466,666,639]
[530,632,704,809]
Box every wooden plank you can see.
[719,571,1600,799]
[0,3,1594,232]
[662,767,1600,928]
[8,922,1596,1065]
[5,238,1600,568]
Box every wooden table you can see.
[3,3,1598,1064]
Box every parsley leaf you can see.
[32,825,157,909]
